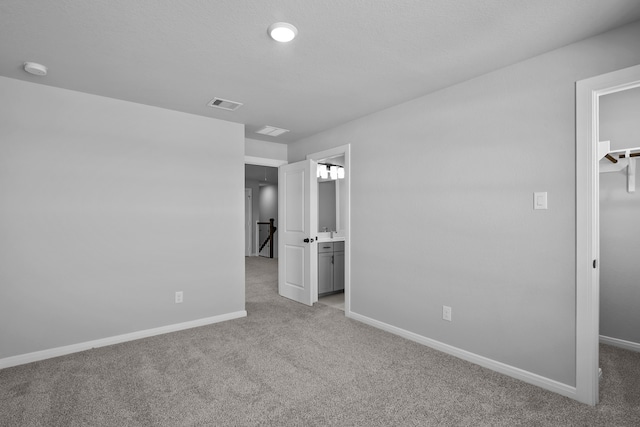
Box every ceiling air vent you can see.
[207,97,243,111]
[256,126,290,137]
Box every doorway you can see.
[245,160,285,258]
[248,146,351,316]
[307,144,351,316]
[576,63,640,405]
[598,87,640,353]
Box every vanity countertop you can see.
[316,236,345,243]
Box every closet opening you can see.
[597,87,640,394]
[576,63,640,405]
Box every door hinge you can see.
[593,259,597,269]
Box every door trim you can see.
[576,63,640,405]
[245,188,252,256]
[245,156,287,167]
[307,144,351,316]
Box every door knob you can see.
[304,238,314,243]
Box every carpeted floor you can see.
[1,256,639,426]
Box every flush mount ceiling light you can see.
[23,62,47,76]
[268,22,298,42]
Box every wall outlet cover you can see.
[443,305,452,321]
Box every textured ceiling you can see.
[2,1,640,144]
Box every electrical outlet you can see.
[442,305,452,321]
[175,291,183,304]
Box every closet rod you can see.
[619,152,640,159]
[605,154,618,163]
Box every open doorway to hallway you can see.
[245,164,279,258]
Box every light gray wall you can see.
[599,86,640,344]
[259,184,278,258]
[288,20,640,386]
[0,77,245,359]
[245,179,261,256]
[318,181,337,232]
[245,138,287,161]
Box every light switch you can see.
[534,192,548,210]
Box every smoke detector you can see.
[207,97,243,111]
[24,62,48,76]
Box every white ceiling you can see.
[2,1,640,144]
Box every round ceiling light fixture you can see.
[24,62,48,76]
[268,22,298,42]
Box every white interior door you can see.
[278,159,318,306]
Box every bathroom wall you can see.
[599,86,640,346]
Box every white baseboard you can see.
[0,310,247,370]
[347,311,577,400]
[600,335,640,352]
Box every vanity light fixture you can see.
[317,164,329,179]
[329,165,338,180]
[268,22,298,42]
[317,163,344,180]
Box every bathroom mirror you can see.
[317,154,346,235]
[318,180,337,232]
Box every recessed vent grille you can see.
[207,97,243,111]
[256,126,290,137]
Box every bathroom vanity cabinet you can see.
[318,241,344,296]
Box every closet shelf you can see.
[599,141,638,193]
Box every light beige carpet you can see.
[1,256,639,426]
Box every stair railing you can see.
[256,218,277,258]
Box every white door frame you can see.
[245,156,288,168]
[307,144,351,316]
[245,188,252,256]
[576,63,640,405]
